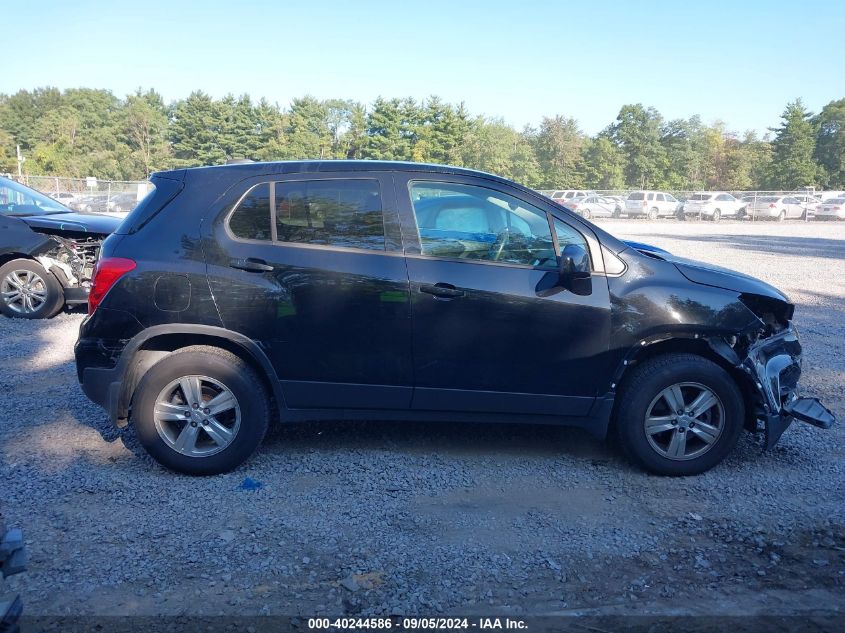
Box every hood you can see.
[20,211,122,235]
[624,240,788,302]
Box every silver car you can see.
[745,196,806,220]
[565,195,620,219]
[815,197,845,220]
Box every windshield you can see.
[0,177,71,216]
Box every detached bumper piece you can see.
[784,397,836,429]
[0,527,26,633]
[743,325,837,449]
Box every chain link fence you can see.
[8,174,152,214]
[535,187,844,222]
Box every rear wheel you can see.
[581,208,592,220]
[778,210,786,222]
[647,207,659,220]
[615,353,744,476]
[0,259,64,319]
[711,209,721,222]
[131,346,270,475]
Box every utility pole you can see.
[15,145,25,178]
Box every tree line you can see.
[1,87,843,191]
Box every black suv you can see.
[75,161,834,476]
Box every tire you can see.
[647,207,659,220]
[582,209,592,220]
[131,345,270,475]
[0,258,65,319]
[615,353,744,476]
[711,209,721,222]
[778,210,786,222]
[612,208,621,219]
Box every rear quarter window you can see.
[115,176,183,235]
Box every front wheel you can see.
[615,354,744,476]
[131,345,270,475]
[0,259,65,319]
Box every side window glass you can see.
[275,179,384,251]
[656,194,665,201]
[409,182,561,268]
[229,183,272,241]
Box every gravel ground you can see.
[1,219,844,619]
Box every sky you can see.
[4,0,844,135]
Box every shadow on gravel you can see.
[647,234,845,260]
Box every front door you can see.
[394,174,613,416]
[206,172,413,409]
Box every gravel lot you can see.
[1,219,844,619]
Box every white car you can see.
[624,191,680,219]
[48,192,79,206]
[565,195,621,219]
[745,196,807,220]
[815,197,845,220]
[682,192,745,221]
[550,189,597,203]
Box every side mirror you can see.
[558,244,592,296]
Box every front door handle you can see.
[230,257,274,273]
[419,283,465,299]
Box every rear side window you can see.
[228,178,385,251]
[229,183,272,241]
[628,192,644,200]
[275,179,384,251]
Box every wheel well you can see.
[131,333,279,422]
[0,253,33,267]
[614,337,759,432]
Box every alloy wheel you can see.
[153,375,241,457]
[643,382,725,461]
[1,269,48,314]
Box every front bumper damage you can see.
[738,325,836,448]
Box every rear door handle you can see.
[419,283,464,299]
[230,257,274,273]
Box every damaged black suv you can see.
[74,161,835,476]
[0,176,121,318]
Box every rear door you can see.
[205,171,414,409]
[394,172,612,416]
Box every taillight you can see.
[88,257,136,314]
[769,203,777,208]
[569,203,579,209]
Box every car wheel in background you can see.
[712,209,721,222]
[613,208,621,218]
[648,208,659,220]
[615,353,744,476]
[582,209,592,220]
[0,259,64,319]
[778,210,786,222]
[131,345,270,476]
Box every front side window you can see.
[410,181,583,269]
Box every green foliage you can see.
[814,98,845,189]
[767,99,820,189]
[0,86,842,191]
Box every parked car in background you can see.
[624,191,680,219]
[75,160,834,477]
[0,176,122,318]
[791,194,822,217]
[682,192,745,221]
[70,194,109,213]
[815,197,845,220]
[744,196,807,221]
[49,191,80,206]
[566,195,620,219]
[107,192,139,214]
[550,190,597,204]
